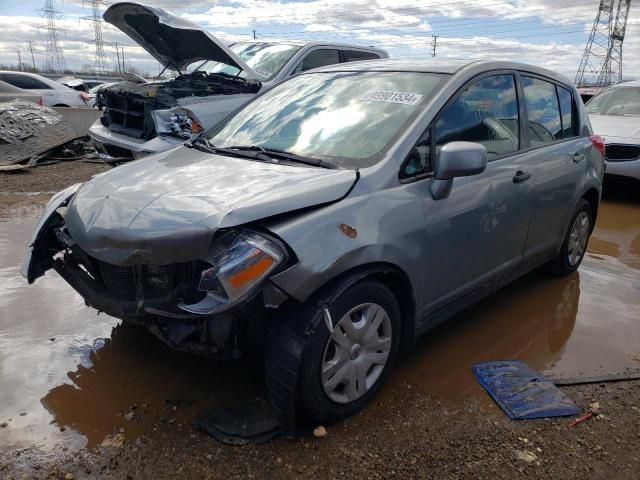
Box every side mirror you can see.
[430,141,488,200]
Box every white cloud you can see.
[0,0,637,82]
[305,24,337,32]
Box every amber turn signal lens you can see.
[228,255,274,288]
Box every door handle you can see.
[573,152,586,163]
[513,170,531,183]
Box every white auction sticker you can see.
[361,89,423,105]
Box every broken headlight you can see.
[168,114,203,140]
[178,231,286,315]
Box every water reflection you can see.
[393,272,580,400]
[0,182,638,450]
[589,182,640,269]
[41,323,263,448]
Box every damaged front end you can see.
[96,73,260,142]
[23,191,291,356]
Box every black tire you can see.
[545,199,593,276]
[52,104,70,107]
[298,280,401,424]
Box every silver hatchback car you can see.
[23,59,604,426]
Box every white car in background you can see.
[0,79,42,104]
[0,71,90,108]
[586,80,640,181]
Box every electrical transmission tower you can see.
[575,0,632,87]
[39,0,67,72]
[83,0,109,73]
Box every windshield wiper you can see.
[186,141,338,169]
[185,138,266,161]
[225,145,338,169]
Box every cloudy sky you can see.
[0,0,638,82]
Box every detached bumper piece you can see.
[194,398,280,445]
[472,361,580,420]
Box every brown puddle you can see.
[0,185,638,451]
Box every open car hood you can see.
[122,71,147,84]
[104,2,266,81]
[65,146,357,266]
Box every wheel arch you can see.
[581,187,600,232]
[303,262,417,352]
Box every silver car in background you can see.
[586,80,640,181]
[22,59,604,427]
[89,2,387,162]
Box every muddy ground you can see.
[0,161,109,194]
[0,164,639,479]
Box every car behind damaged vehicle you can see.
[586,80,640,182]
[90,1,387,162]
[24,59,604,427]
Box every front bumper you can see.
[605,158,640,181]
[89,120,185,162]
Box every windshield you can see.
[205,71,445,168]
[196,43,301,81]
[586,86,640,117]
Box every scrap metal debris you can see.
[44,136,102,163]
[0,100,77,169]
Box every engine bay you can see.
[97,71,261,140]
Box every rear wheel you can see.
[298,280,401,423]
[545,199,593,276]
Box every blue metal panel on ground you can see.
[472,360,580,420]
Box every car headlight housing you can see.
[152,109,203,141]
[178,230,286,315]
[168,113,202,140]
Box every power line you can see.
[575,0,633,86]
[39,0,67,72]
[27,40,37,70]
[82,0,110,73]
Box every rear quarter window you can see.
[296,49,341,73]
[557,86,578,138]
[343,50,381,62]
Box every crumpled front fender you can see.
[21,183,82,283]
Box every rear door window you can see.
[557,86,578,138]
[294,49,341,73]
[522,76,562,145]
[5,74,43,89]
[343,50,381,62]
[435,74,520,160]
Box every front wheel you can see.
[298,280,401,423]
[545,199,593,276]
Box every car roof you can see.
[306,58,574,85]
[231,40,387,54]
[0,70,37,76]
[608,79,640,88]
[0,70,65,88]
